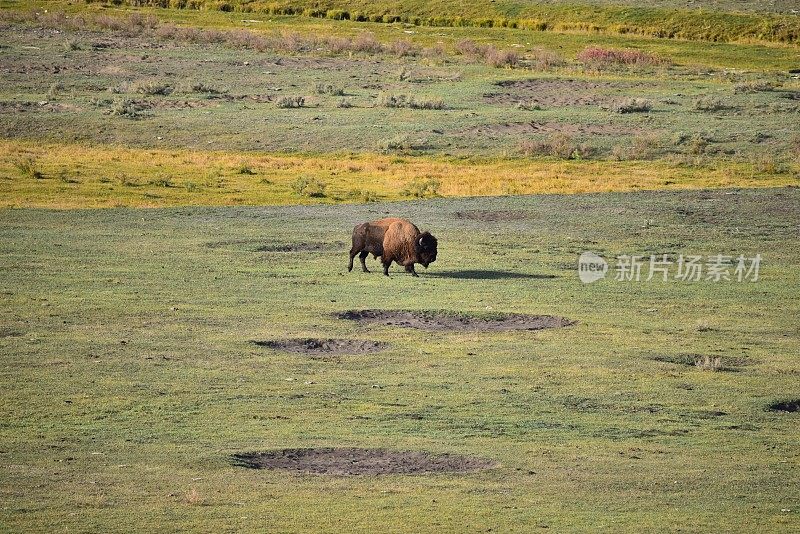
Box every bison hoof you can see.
[362,268,371,273]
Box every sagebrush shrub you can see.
[109,98,146,119]
[131,80,172,96]
[454,39,485,57]
[610,98,652,113]
[291,175,326,197]
[13,157,43,179]
[47,82,65,99]
[347,188,378,202]
[733,81,775,94]
[519,133,593,160]
[484,48,519,68]
[378,94,445,109]
[528,47,565,70]
[378,135,429,151]
[276,95,305,108]
[186,82,225,94]
[314,83,344,96]
[148,176,173,187]
[352,32,383,53]
[454,39,518,68]
[693,96,730,111]
[577,46,667,69]
[694,355,722,371]
[389,39,418,57]
[516,101,543,111]
[402,177,441,198]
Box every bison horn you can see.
[419,237,424,246]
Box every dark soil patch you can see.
[0,101,82,113]
[453,209,533,222]
[459,120,643,137]
[337,310,573,331]
[205,238,264,249]
[651,353,749,371]
[427,270,556,280]
[205,239,342,252]
[141,98,220,110]
[768,399,799,412]
[208,93,274,104]
[252,338,388,355]
[485,78,653,107]
[0,328,22,338]
[256,241,343,252]
[232,447,498,475]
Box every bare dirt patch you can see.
[232,447,498,475]
[453,209,533,222]
[460,120,642,137]
[0,101,82,113]
[205,239,342,252]
[0,328,22,338]
[768,399,799,412]
[256,241,343,252]
[337,310,574,331]
[484,78,653,107]
[252,338,388,355]
[144,98,220,110]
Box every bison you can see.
[348,217,437,277]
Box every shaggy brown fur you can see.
[348,217,437,277]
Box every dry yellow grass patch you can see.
[0,140,796,208]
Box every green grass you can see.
[1,188,798,531]
[1,1,798,530]
[5,1,800,71]
[2,139,798,208]
[1,16,799,164]
[69,0,800,43]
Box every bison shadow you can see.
[426,270,557,280]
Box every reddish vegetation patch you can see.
[577,46,668,69]
[252,338,388,355]
[337,310,574,331]
[232,448,499,475]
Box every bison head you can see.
[416,231,438,268]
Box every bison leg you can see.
[382,258,392,277]
[405,264,419,277]
[348,248,358,272]
[359,251,370,273]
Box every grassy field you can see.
[1,188,798,531]
[67,0,800,43]
[1,0,799,531]
[2,139,797,208]
[0,7,799,208]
